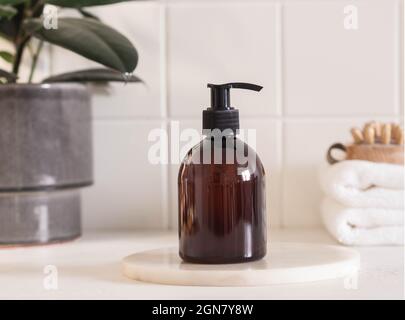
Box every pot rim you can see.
[0,83,87,91]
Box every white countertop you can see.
[0,229,403,300]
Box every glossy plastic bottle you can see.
[178,83,267,264]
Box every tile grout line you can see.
[275,1,284,118]
[160,1,169,119]
[159,2,170,230]
[399,0,404,120]
[275,1,286,229]
[91,114,403,122]
[395,0,403,117]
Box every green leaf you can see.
[0,32,11,41]
[0,1,28,5]
[45,0,136,8]
[0,50,14,63]
[0,2,25,39]
[0,20,17,39]
[42,68,142,83]
[24,17,138,73]
[0,68,17,83]
[78,8,100,20]
[0,5,17,19]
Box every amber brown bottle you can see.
[178,83,267,264]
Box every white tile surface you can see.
[51,2,162,118]
[283,0,401,116]
[282,117,399,227]
[168,118,282,230]
[167,3,278,118]
[82,120,167,230]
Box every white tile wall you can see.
[82,120,168,230]
[167,2,279,117]
[283,0,401,116]
[32,0,402,229]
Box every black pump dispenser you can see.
[203,82,263,132]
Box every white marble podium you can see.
[122,242,360,286]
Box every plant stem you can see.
[31,0,45,17]
[28,39,43,83]
[12,2,30,78]
[12,0,44,80]
[12,36,29,76]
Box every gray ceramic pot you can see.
[0,84,93,244]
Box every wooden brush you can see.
[328,121,404,165]
[393,125,404,145]
[350,128,364,144]
[381,123,392,145]
[363,125,375,144]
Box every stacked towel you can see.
[319,160,404,246]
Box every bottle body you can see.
[178,135,267,264]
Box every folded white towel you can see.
[319,160,404,209]
[321,197,404,246]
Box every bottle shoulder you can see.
[179,137,265,182]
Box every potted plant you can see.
[0,0,140,245]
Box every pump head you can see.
[203,82,263,132]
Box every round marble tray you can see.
[122,242,360,286]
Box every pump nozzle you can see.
[207,82,263,110]
[203,82,263,132]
